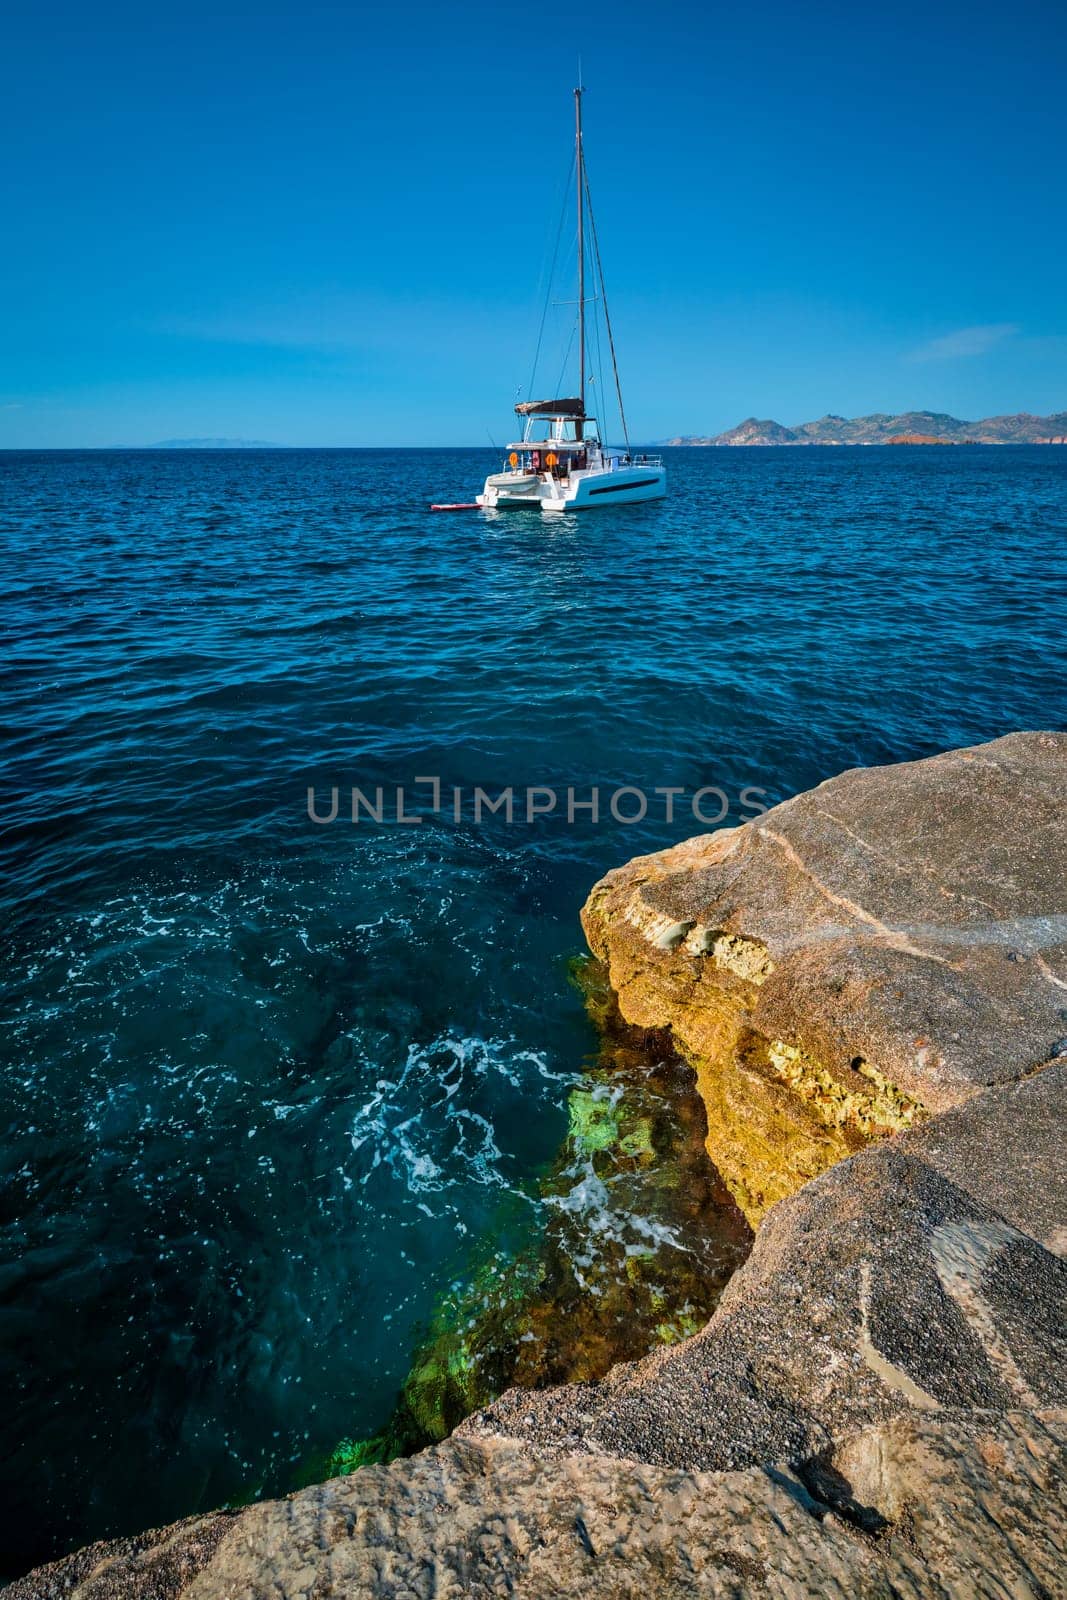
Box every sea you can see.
[2,444,1065,1576]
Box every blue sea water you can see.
[1,444,1065,1575]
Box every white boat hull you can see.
[477,463,666,513]
[541,464,666,512]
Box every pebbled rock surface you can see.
[8,1410,1066,1599]
[901,1060,1067,1255]
[6,1513,238,1600]
[8,734,1066,1598]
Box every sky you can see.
[1,0,1065,447]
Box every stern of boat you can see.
[540,459,667,512]
[478,470,547,509]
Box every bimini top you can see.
[514,397,585,417]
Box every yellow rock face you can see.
[765,1038,924,1136]
[582,854,927,1228]
[693,1044,863,1225]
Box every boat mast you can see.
[575,83,585,440]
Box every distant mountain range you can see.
[149,437,282,449]
[667,411,1067,446]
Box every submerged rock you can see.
[320,971,751,1470]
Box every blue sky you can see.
[1,0,1064,446]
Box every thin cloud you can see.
[160,311,367,353]
[907,323,1020,362]
[157,292,506,356]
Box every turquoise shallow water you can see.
[2,444,1065,1574]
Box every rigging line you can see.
[590,267,607,429]
[547,225,580,398]
[590,247,608,433]
[553,316,578,401]
[582,163,630,452]
[526,151,576,402]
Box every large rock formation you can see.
[8,734,1066,1599]
[578,731,1067,1222]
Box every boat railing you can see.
[604,452,663,468]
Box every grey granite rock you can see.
[901,1061,1067,1255]
[5,1513,236,1600]
[8,1411,1065,1599]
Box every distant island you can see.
[149,437,283,449]
[668,410,1067,446]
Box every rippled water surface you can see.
[2,445,1065,1574]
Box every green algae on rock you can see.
[322,960,751,1473]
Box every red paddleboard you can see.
[430,502,481,511]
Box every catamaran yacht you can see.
[476,88,666,514]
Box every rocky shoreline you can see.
[667,409,1067,445]
[9,733,1066,1598]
